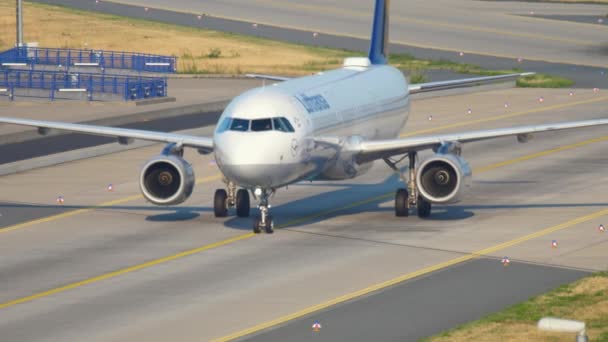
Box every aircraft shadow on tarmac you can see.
[1,174,606,230]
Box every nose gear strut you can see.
[253,189,274,234]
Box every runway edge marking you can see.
[215,206,608,342]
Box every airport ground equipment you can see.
[1,69,167,101]
[0,47,176,73]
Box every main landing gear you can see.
[252,189,274,234]
[214,181,250,218]
[385,151,432,218]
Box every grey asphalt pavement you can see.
[242,258,588,342]
[0,88,607,341]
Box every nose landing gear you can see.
[253,189,274,234]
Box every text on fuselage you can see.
[296,94,331,114]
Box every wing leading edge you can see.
[0,117,214,151]
[353,118,608,163]
[408,73,535,94]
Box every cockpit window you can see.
[230,118,249,132]
[216,118,231,133]
[220,117,294,133]
[251,118,273,132]
[273,117,295,132]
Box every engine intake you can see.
[140,154,195,205]
[416,153,471,204]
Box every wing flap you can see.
[0,117,214,150]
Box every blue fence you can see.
[0,47,177,73]
[1,69,168,101]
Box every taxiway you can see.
[0,87,607,341]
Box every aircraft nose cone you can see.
[221,164,277,188]
[214,133,294,188]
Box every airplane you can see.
[1,0,607,234]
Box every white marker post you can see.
[538,317,587,342]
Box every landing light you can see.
[254,188,262,196]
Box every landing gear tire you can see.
[236,189,250,218]
[253,216,273,234]
[264,215,274,234]
[214,189,228,217]
[395,188,410,217]
[417,196,432,218]
[253,217,262,234]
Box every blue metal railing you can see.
[1,69,168,101]
[0,47,177,73]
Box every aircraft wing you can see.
[0,117,214,151]
[246,72,533,89]
[353,118,608,163]
[408,72,535,94]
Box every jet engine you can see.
[139,145,195,205]
[416,153,471,204]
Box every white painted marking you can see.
[58,88,87,92]
[73,62,99,67]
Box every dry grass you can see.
[426,273,608,342]
[0,1,575,88]
[0,0,344,75]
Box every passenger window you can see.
[230,118,250,132]
[273,117,295,132]
[216,118,231,133]
[251,119,273,132]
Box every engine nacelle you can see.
[416,153,472,204]
[139,154,195,206]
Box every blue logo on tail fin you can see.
[368,0,390,65]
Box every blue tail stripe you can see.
[368,0,389,65]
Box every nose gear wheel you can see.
[253,189,275,234]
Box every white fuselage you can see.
[213,63,409,189]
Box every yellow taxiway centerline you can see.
[214,162,608,341]
[0,134,606,312]
[400,95,608,138]
[216,207,608,341]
